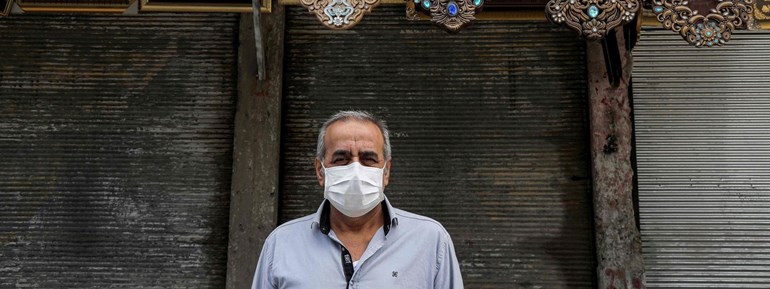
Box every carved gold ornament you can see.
[546,0,640,40]
[755,0,770,20]
[652,0,754,47]
[407,0,482,32]
[301,0,380,29]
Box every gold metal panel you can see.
[140,0,271,13]
[474,9,547,21]
[16,0,132,12]
[1,0,12,16]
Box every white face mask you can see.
[322,161,386,218]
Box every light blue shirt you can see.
[251,197,464,289]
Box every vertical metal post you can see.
[252,0,266,80]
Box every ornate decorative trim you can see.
[301,0,379,29]
[1,0,12,16]
[405,0,421,20]
[756,0,770,20]
[140,0,271,13]
[407,0,482,32]
[652,0,754,47]
[546,0,640,40]
[754,0,770,20]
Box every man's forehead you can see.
[326,119,384,141]
[331,149,380,156]
[324,120,384,155]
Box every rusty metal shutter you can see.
[281,7,595,288]
[633,29,770,288]
[0,15,237,288]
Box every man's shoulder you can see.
[392,207,452,238]
[265,213,316,241]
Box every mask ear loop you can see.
[381,161,390,180]
[318,159,326,177]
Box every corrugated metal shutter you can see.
[0,15,237,288]
[633,29,770,288]
[281,7,595,288]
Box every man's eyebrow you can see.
[331,150,351,158]
[360,151,379,159]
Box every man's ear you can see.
[315,158,324,187]
[383,159,391,187]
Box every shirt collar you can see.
[312,197,399,236]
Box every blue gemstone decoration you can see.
[414,0,419,3]
[422,0,430,9]
[705,30,712,37]
[447,1,458,16]
[588,5,599,19]
[473,0,482,6]
[708,41,713,46]
[653,6,663,13]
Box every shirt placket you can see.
[328,228,387,289]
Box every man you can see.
[251,111,463,288]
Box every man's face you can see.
[315,119,391,188]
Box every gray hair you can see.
[316,110,391,161]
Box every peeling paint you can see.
[587,28,645,289]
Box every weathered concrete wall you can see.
[586,28,646,289]
[226,7,285,289]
